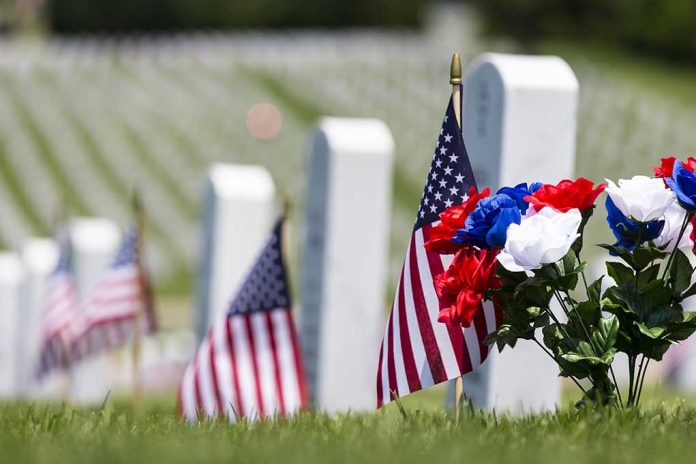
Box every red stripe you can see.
[193,357,204,418]
[376,341,385,408]
[176,377,184,417]
[265,312,286,417]
[224,318,244,418]
[207,330,224,416]
[396,266,422,393]
[473,309,489,365]
[385,308,397,401]
[421,224,470,375]
[408,236,447,383]
[244,314,266,417]
[285,310,308,409]
[89,294,140,307]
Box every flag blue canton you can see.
[414,91,477,230]
[227,220,290,315]
[111,226,138,268]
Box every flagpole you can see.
[132,190,146,410]
[450,52,465,423]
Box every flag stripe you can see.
[224,318,244,418]
[207,331,224,416]
[265,312,287,417]
[244,315,266,417]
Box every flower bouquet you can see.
[426,157,696,409]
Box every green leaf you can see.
[637,323,666,339]
[670,249,694,297]
[588,277,603,303]
[680,282,696,302]
[605,261,634,286]
[591,315,619,353]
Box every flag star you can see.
[449,154,459,163]
[439,147,447,156]
[430,205,437,213]
[461,195,468,202]
[440,128,444,135]
[435,159,442,168]
[424,197,430,205]
[444,115,449,123]
[438,179,447,189]
[434,192,442,201]
[419,210,425,218]
[444,199,453,208]
[431,172,438,180]
[444,134,453,143]
[449,186,459,196]
[455,173,465,183]
[427,185,434,193]
[444,166,453,176]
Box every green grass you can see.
[4,393,696,464]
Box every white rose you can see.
[654,201,693,251]
[497,207,582,273]
[605,176,675,222]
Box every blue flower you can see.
[605,196,664,251]
[665,160,696,212]
[454,193,521,248]
[496,182,542,214]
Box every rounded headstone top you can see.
[466,53,578,91]
[209,163,275,200]
[70,218,121,253]
[316,117,394,157]
[0,252,24,284]
[21,238,59,274]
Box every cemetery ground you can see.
[3,387,696,463]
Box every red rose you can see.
[425,186,490,255]
[435,247,500,327]
[690,216,696,254]
[525,178,605,213]
[654,156,696,178]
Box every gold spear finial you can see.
[450,52,462,85]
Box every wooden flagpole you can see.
[132,190,146,410]
[450,52,465,423]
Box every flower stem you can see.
[532,337,589,398]
[661,212,691,281]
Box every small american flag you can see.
[69,224,155,362]
[179,219,307,421]
[37,233,82,378]
[376,92,500,407]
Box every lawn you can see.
[3,388,696,464]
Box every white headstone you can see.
[197,163,275,342]
[301,117,394,412]
[0,252,24,398]
[17,238,59,398]
[457,53,579,413]
[69,218,121,404]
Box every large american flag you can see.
[69,224,155,362]
[376,92,500,407]
[37,233,82,378]
[179,219,307,421]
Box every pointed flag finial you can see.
[450,52,462,85]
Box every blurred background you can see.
[1,0,696,397]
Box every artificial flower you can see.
[605,196,664,251]
[654,156,696,178]
[425,187,490,254]
[605,176,675,221]
[454,193,521,248]
[665,160,696,212]
[435,247,500,327]
[496,207,582,272]
[497,182,542,214]
[526,178,606,213]
[654,201,694,251]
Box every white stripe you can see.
[196,337,217,417]
[389,280,409,397]
[271,310,300,414]
[413,228,460,379]
[231,316,258,419]
[180,363,197,421]
[251,312,277,417]
[212,319,236,422]
[380,312,392,405]
[401,239,432,388]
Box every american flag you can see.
[179,219,307,421]
[376,92,500,407]
[37,232,82,378]
[69,224,155,362]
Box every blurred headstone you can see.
[197,163,275,342]
[69,218,121,404]
[301,117,394,412]
[456,53,579,413]
[0,252,24,398]
[17,238,59,398]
